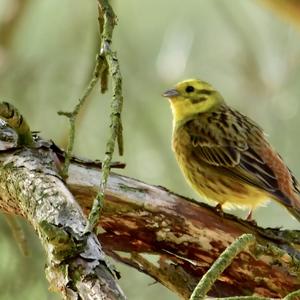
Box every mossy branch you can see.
[2,126,300,298]
[283,289,300,300]
[87,0,124,230]
[58,0,124,231]
[0,129,126,300]
[189,232,300,300]
[66,160,300,299]
[189,234,256,300]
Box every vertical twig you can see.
[58,0,124,230]
[87,0,124,230]
[58,55,105,178]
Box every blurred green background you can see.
[1,0,300,299]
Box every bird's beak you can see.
[162,88,180,98]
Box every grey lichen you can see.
[0,144,125,299]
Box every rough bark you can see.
[1,134,300,299]
[0,134,126,300]
[68,163,300,299]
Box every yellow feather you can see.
[163,78,300,221]
[169,97,215,123]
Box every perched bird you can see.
[163,79,300,221]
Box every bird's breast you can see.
[171,126,268,208]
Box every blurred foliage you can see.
[1,0,300,299]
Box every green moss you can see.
[39,221,85,261]
[118,183,146,194]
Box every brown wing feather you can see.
[184,106,294,206]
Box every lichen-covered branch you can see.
[58,0,124,231]
[66,159,300,299]
[283,289,300,300]
[0,142,126,300]
[189,234,256,299]
[87,0,124,230]
[2,135,300,299]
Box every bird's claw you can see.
[215,203,224,216]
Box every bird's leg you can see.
[246,209,258,226]
[246,209,253,221]
[215,203,224,216]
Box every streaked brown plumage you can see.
[163,79,300,221]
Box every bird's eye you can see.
[185,86,194,93]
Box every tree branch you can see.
[66,150,300,299]
[189,234,256,300]
[2,134,300,299]
[0,135,126,300]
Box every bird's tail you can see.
[286,206,300,223]
[272,178,300,223]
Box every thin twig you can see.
[58,0,124,230]
[284,289,300,300]
[189,234,256,300]
[87,0,124,230]
[58,54,106,178]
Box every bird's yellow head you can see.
[163,79,224,124]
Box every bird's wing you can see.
[184,108,293,206]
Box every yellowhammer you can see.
[163,79,300,221]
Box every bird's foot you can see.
[246,210,257,226]
[215,203,224,216]
[246,210,253,221]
